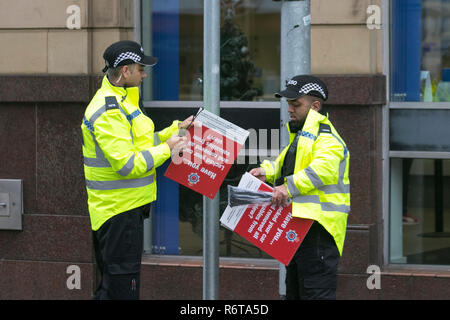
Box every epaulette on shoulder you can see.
[318,123,332,135]
[105,96,120,111]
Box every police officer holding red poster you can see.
[250,75,350,300]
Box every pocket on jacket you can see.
[132,113,154,138]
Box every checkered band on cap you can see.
[113,51,142,68]
[299,83,327,100]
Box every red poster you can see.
[220,173,313,265]
[164,109,249,199]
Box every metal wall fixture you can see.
[0,179,23,230]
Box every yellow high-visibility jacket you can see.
[261,109,350,255]
[81,76,180,231]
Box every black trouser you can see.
[92,204,150,300]
[285,221,340,300]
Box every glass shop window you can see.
[390,159,450,265]
[142,0,281,102]
[390,0,450,266]
[391,0,450,102]
[388,108,450,265]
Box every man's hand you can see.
[249,167,266,182]
[178,115,194,130]
[166,135,187,151]
[272,184,290,207]
[178,116,202,137]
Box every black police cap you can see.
[102,40,157,73]
[275,75,328,101]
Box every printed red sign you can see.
[164,109,248,199]
[220,173,313,265]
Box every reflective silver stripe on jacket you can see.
[140,150,154,172]
[317,151,350,194]
[85,174,155,190]
[286,175,300,197]
[320,133,350,195]
[154,132,161,146]
[116,154,135,176]
[83,106,112,168]
[286,131,350,212]
[304,166,323,189]
[292,194,350,214]
[286,148,349,196]
[84,156,110,168]
[83,125,111,167]
[116,151,154,176]
[83,104,136,168]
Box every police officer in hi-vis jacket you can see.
[81,40,191,300]
[250,75,350,300]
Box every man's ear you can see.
[311,100,321,112]
[121,65,131,79]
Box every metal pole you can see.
[203,0,221,300]
[279,0,310,298]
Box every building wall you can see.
[0,0,134,75]
[0,0,380,76]
[1,0,450,300]
[0,0,133,299]
[0,76,95,299]
[311,0,383,74]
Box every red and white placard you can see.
[165,109,248,199]
[220,173,313,265]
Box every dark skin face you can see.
[250,94,324,207]
[287,95,322,127]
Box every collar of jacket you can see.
[101,75,139,104]
[286,109,328,141]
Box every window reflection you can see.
[390,158,450,265]
[144,0,281,101]
[391,0,450,102]
[390,109,450,152]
